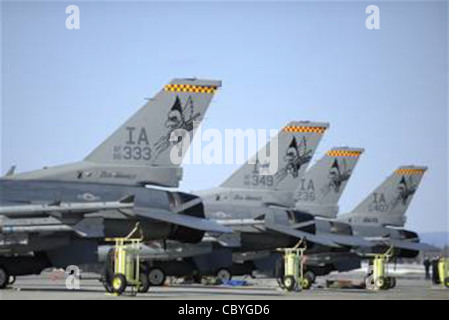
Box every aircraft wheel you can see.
[304,271,316,284]
[216,269,232,283]
[301,273,314,290]
[111,274,127,296]
[148,268,166,287]
[102,279,114,293]
[376,276,386,290]
[364,274,374,290]
[8,275,16,286]
[138,273,150,293]
[384,277,391,290]
[444,278,449,288]
[283,276,296,292]
[193,274,203,284]
[0,268,9,290]
[389,277,397,289]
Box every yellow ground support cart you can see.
[365,246,396,291]
[438,258,449,288]
[103,224,150,296]
[277,241,312,292]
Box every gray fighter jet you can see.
[0,78,231,289]
[338,165,431,253]
[302,165,431,279]
[132,122,347,284]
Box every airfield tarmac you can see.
[1,267,448,300]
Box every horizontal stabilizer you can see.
[265,222,340,248]
[133,207,232,234]
[388,239,439,252]
[320,234,374,248]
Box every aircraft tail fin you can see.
[220,121,329,191]
[342,165,427,227]
[294,147,364,219]
[4,166,16,177]
[85,78,221,167]
[6,79,221,187]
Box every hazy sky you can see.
[1,1,447,234]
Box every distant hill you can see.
[420,232,449,248]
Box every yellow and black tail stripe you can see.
[283,126,328,134]
[395,168,426,175]
[326,150,362,157]
[164,84,218,94]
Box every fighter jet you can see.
[132,122,346,284]
[225,159,431,283]
[0,78,231,289]
[199,121,334,250]
[302,165,432,280]
[231,147,369,280]
[209,146,370,281]
[338,165,431,254]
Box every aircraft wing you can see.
[320,234,375,248]
[265,222,340,248]
[133,207,232,234]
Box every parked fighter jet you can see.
[135,122,347,284]
[241,147,370,281]
[338,165,430,254]
[304,165,431,279]
[0,78,230,289]
[199,122,336,250]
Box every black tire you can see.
[304,271,316,284]
[138,273,150,293]
[193,274,203,284]
[302,273,314,290]
[275,257,285,283]
[148,268,166,287]
[384,277,391,290]
[283,276,296,292]
[389,277,397,289]
[0,268,9,290]
[376,276,386,290]
[111,274,127,296]
[444,278,449,288]
[102,279,114,293]
[8,275,16,286]
[216,269,232,283]
[101,266,114,293]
